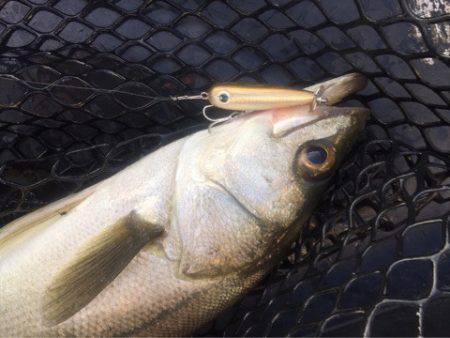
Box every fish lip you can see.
[272,105,370,138]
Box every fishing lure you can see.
[173,84,327,129]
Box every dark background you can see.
[0,0,448,336]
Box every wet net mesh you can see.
[0,0,448,336]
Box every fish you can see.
[0,73,369,337]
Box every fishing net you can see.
[0,0,448,336]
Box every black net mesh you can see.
[0,0,448,336]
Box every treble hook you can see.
[312,86,327,111]
[172,92,231,132]
[201,104,216,122]
[171,92,236,133]
[202,105,240,133]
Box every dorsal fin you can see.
[0,184,99,256]
[42,211,164,326]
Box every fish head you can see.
[204,104,369,230]
[176,73,369,277]
[176,103,369,277]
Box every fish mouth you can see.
[271,105,370,138]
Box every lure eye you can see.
[296,141,336,180]
[218,91,230,103]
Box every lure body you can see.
[208,84,316,111]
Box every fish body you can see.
[0,74,368,336]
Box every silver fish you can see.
[0,73,368,337]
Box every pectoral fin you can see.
[42,211,164,326]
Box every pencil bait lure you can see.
[207,84,325,111]
[174,73,369,118]
[172,84,327,130]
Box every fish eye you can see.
[305,146,327,165]
[218,91,230,103]
[296,141,336,180]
